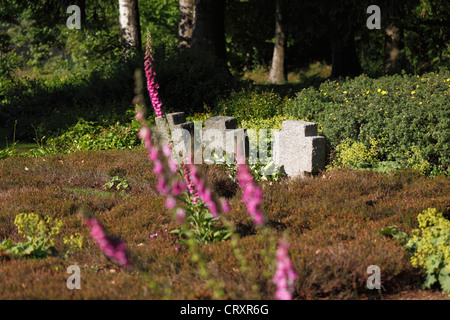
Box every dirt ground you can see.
[383,289,450,300]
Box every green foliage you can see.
[403,145,433,175]
[139,0,178,49]
[241,114,302,132]
[224,158,284,185]
[406,208,450,293]
[284,70,450,170]
[103,176,130,192]
[171,198,232,245]
[0,144,18,159]
[59,27,122,77]
[48,115,141,153]
[0,61,138,141]
[378,225,409,245]
[404,0,450,74]
[332,137,379,170]
[0,213,83,259]
[186,113,213,123]
[213,89,285,124]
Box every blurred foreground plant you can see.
[0,213,83,259]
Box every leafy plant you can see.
[378,225,410,245]
[171,198,232,245]
[332,137,380,170]
[206,153,285,184]
[47,113,141,153]
[405,208,450,293]
[103,176,130,192]
[0,213,83,259]
[213,89,285,125]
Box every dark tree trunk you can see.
[178,0,195,50]
[118,0,141,55]
[191,0,226,62]
[330,28,361,78]
[268,0,286,84]
[79,0,86,26]
[381,1,405,74]
[384,23,404,74]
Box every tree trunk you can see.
[79,0,86,26]
[191,0,226,62]
[118,0,141,55]
[268,0,286,84]
[330,29,361,78]
[384,22,404,74]
[381,1,405,74]
[178,0,195,50]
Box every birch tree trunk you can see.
[118,0,141,55]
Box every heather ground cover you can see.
[0,147,448,299]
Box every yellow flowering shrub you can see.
[332,137,379,169]
[406,208,450,293]
[0,213,83,259]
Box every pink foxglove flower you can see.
[187,163,227,218]
[182,163,199,204]
[165,196,177,210]
[176,208,186,224]
[273,236,297,300]
[144,34,163,118]
[84,217,131,268]
[235,151,264,225]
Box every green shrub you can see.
[0,60,139,141]
[47,114,141,153]
[213,89,285,124]
[332,137,380,169]
[0,213,83,259]
[284,70,450,169]
[406,208,450,293]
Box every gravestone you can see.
[202,116,248,163]
[154,112,194,163]
[273,120,326,178]
[153,113,326,178]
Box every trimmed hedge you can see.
[284,69,450,169]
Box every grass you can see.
[0,148,448,299]
[242,61,332,85]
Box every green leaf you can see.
[423,273,437,289]
[438,268,450,293]
[378,225,399,236]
